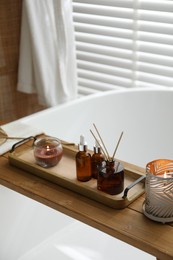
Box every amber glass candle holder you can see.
[34,137,63,168]
[97,159,124,195]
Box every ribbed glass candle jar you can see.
[144,159,173,223]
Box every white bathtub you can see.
[2,88,173,260]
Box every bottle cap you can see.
[79,135,87,151]
[94,139,101,153]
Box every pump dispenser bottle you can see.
[76,135,92,182]
[91,140,105,179]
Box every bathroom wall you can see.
[0,0,46,123]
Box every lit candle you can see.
[34,137,63,168]
[144,159,173,223]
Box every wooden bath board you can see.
[8,137,145,209]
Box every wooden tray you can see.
[8,138,145,209]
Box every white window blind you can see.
[72,0,173,96]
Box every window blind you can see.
[72,0,173,96]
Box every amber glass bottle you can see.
[76,135,92,182]
[97,159,124,195]
[91,141,105,179]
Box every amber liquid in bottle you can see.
[91,146,105,179]
[97,159,124,195]
[76,135,92,182]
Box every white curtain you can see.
[17,0,77,107]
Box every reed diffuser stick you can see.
[112,131,124,159]
[93,123,110,159]
[90,129,108,160]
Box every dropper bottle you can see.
[76,135,92,182]
[91,140,105,179]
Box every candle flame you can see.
[46,145,50,151]
[164,172,167,178]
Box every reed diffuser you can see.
[90,124,124,195]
